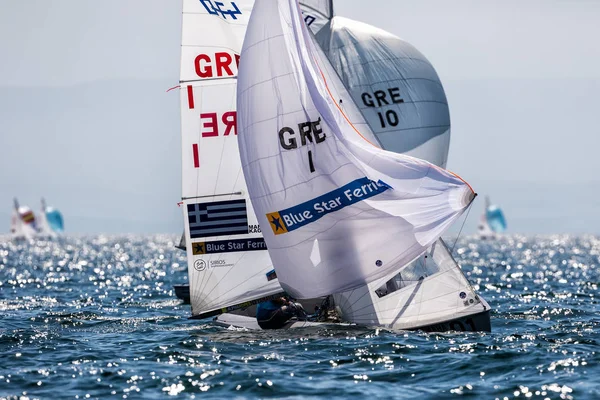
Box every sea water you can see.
[1,235,598,399]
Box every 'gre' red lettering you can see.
[194,54,212,78]
[192,144,200,168]
[187,85,194,109]
[200,113,218,137]
[216,53,234,77]
[222,112,237,136]
[193,52,239,79]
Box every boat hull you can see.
[213,308,491,332]
[412,309,491,333]
[173,284,190,304]
[213,313,338,330]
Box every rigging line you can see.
[449,198,476,257]
[182,192,243,201]
[180,76,237,84]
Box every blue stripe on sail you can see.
[269,177,389,234]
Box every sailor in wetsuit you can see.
[256,297,306,329]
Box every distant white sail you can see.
[10,206,22,237]
[179,0,282,317]
[37,198,55,237]
[11,199,37,240]
[316,17,451,168]
[237,0,475,299]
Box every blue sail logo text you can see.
[266,178,390,235]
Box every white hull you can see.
[333,239,491,332]
[213,313,338,330]
[333,274,490,331]
[213,307,491,332]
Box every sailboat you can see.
[478,196,507,240]
[175,0,341,321]
[310,16,490,330]
[10,198,37,240]
[37,198,64,237]
[176,0,490,332]
[235,0,490,331]
[178,0,302,322]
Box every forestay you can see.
[179,0,282,317]
[316,17,451,168]
[237,0,476,299]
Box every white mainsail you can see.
[10,201,23,238]
[179,0,283,318]
[37,198,55,237]
[11,199,37,240]
[316,17,451,168]
[237,0,475,299]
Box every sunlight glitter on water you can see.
[0,235,599,398]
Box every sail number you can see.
[361,87,404,129]
[185,84,238,169]
[200,112,236,137]
[278,118,327,173]
[199,1,242,20]
[303,13,316,26]
[194,52,240,79]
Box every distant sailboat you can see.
[11,198,37,240]
[37,198,64,237]
[236,0,490,331]
[478,196,507,239]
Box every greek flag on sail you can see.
[187,200,248,238]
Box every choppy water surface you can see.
[1,235,599,399]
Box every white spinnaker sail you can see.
[316,17,451,168]
[237,0,475,299]
[298,0,333,34]
[180,0,282,317]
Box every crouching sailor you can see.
[256,296,307,329]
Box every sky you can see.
[1,0,599,234]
